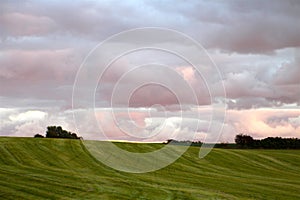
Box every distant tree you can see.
[46,126,60,138]
[46,126,79,139]
[191,141,203,147]
[163,139,202,146]
[235,134,254,148]
[71,133,79,139]
[34,134,44,138]
[218,142,229,148]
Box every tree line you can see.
[34,126,80,139]
[163,135,300,149]
[163,139,203,146]
[235,134,300,149]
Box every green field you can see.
[0,137,300,199]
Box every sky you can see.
[0,0,300,142]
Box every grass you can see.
[0,137,300,199]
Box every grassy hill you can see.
[0,137,300,199]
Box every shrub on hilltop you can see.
[33,126,80,139]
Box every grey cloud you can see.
[1,0,300,139]
[2,0,300,53]
[273,49,300,85]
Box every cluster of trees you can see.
[34,126,80,139]
[235,134,300,149]
[163,139,203,146]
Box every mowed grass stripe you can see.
[1,137,300,199]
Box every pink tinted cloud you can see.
[94,110,148,140]
[97,64,211,108]
[77,108,300,142]
[0,49,80,105]
[0,49,76,83]
[115,111,150,127]
[176,66,196,84]
[0,12,57,37]
[227,109,300,139]
[128,85,179,107]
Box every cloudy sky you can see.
[1,0,300,142]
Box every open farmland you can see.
[0,137,300,199]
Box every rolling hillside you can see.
[1,137,300,199]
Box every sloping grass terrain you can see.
[0,137,300,199]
